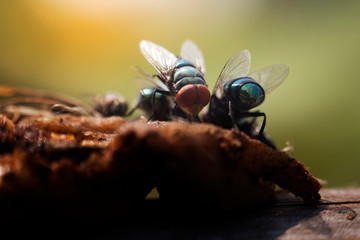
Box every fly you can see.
[202,50,289,147]
[0,85,128,122]
[92,92,128,117]
[138,40,211,120]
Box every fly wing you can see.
[0,85,100,118]
[134,66,170,91]
[130,66,170,117]
[248,64,289,94]
[139,40,178,82]
[213,50,251,98]
[180,39,206,76]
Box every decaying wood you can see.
[109,120,320,213]
[0,113,321,225]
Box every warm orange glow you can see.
[0,1,140,95]
[21,1,135,59]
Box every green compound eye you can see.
[239,82,264,106]
[224,77,265,110]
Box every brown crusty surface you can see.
[0,114,321,222]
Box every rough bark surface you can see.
[0,114,321,224]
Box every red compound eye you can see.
[176,84,210,115]
[197,84,211,106]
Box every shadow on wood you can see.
[81,189,359,240]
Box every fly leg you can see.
[125,103,139,117]
[240,111,266,135]
[193,115,201,123]
[243,111,266,136]
[185,114,201,123]
[241,111,276,148]
[228,101,241,133]
[171,102,192,122]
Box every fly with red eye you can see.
[138,40,211,121]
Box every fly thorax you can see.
[224,77,265,110]
[138,88,165,109]
[205,95,233,129]
[173,59,206,92]
[209,95,230,118]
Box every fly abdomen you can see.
[174,77,205,90]
[173,59,206,91]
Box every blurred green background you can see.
[0,0,359,188]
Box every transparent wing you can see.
[248,64,289,94]
[0,85,100,117]
[180,39,206,75]
[134,66,170,91]
[213,50,251,98]
[139,40,178,81]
